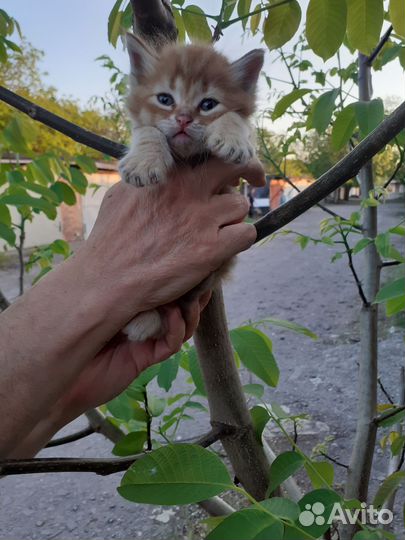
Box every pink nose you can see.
[176,114,193,129]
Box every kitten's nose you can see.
[176,113,193,129]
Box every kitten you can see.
[120,34,264,342]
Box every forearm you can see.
[6,407,68,459]
[0,251,136,458]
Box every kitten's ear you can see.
[126,32,157,81]
[231,49,265,93]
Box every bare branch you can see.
[319,451,349,469]
[366,25,393,67]
[45,426,95,448]
[0,456,140,476]
[0,428,224,476]
[338,225,370,307]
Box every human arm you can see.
[0,158,264,458]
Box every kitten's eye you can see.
[157,93,175,107]
[199,98,219,112]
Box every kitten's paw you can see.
[119,154,171,187]
[123,309,163,342]
[206,133,254,165]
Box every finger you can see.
[210,193,250,226]
[238,158,266,187]
[183,299,201,341]
[217,222,257,261]
[199,290,212,311]
[153,306,185,362]
[190,158,255,195]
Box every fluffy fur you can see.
[120,35,264,341]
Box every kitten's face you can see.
[126,36,264,158]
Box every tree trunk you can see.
[343,53,381,538]
[194,286,270,500]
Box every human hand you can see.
[55,291,211,424]
[76,157,264,332]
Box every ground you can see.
[0,200,404,539]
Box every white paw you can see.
[123,310,163,342]
[206,132,254,165]
[119,153,172,187]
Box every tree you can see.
[0,1,405,539]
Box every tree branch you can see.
[338,225,370,307]
[0,86,127,158]
[0,428,223,476]
[45,426,95,448]
[255,101,405,241]
[366,25,393,67]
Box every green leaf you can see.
[305,461,334,489]
[173,7,186,42]
[250,405,271,444]
[108,0,124,47]
[223,0,237,21]
[182,5,212,42]
[119,444,233,505]
[374,278,404,303]
[2,116,37,154]
[389,0,405,38]
[75,155,97,174]
[107,394,133,422]
[69,167,88,194]
[354,99,384,138]
[352,237,373,255]
[263,0,301,49]
[268,451,304,495]
[230,327,279,387]
[260,317,318,339]
[375,233,404,262]
[272,89,312,120]
[346,0,384,55]
[259,497,300,521]
[308,89,339,133]
[386,295,405,316]
[51,181,76,205]
[377,407,405,428]
[250,4,261,34]
[243,383,264,398]
[373,471,405,509]
[331,104,357,150]
[207,508,283,540]
[6,170,25,184]
[0,223,15,245]
[0,192,54,213]
[23,181,59,203]
[187,346,207,396]
[112,431,147,456]
[0,204,11,226]
[353,531,381,540]
[306,0,347,61]
[48,240,69,259]
[237,0,252,30]
[157,353,180,392]
[147,396,166,417]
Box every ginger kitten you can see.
[120,34,264,342]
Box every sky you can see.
[2,0,405,133]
